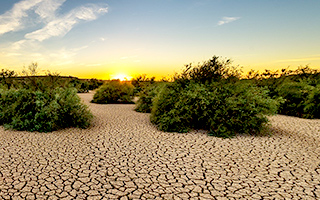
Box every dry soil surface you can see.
[0,92,319,199]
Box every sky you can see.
[0,0,320,80]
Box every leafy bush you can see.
[0,63,93,132]
[245,66,320,99]
[304,85,320,119]
[276,81,314,118]
[177,56,241,85]
[149,56,280,138]
[68,78,90,93]
[91,80,134,104]
[0,69,17,89]
[87,78,104,90]
[135,83,164,113]
[131,74,156,95]
[151,82,279,138]
[244,66,320,119]
[0,88,93,132]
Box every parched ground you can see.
[0,92,319,199]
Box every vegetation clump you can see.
[0,63,93,132]
[91,80,134,104]
[147,56,280,138]
[132,74,164,113]
[245,66,320,118]
[68,78,104,93]
[0,88,92,132]
[304,85,320,119]
[131,74,155,95]
[135,83,164,113]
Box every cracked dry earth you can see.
[1,92,320,200]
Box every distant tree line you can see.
[0,63,104,92]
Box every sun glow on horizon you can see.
[110,73,132,81]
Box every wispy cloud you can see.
[0,0,108,42]
[0,0,65,35]
[34,0,66,21]
[26,4,108,41]
[11,39,41,50]
[275,56,320,63]
[0,0,42,35]
[217,17,240,26]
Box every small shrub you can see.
[68,78,89,93]
[135,83,163,113]
[0,69,17,89]
[276,81,314,118]
[131,74,156,95]
[177,56,241,85]
[304,85,320,119]
[91,80,134,104]
[0,88,93,132]
[87,78,104,90]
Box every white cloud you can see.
[0,0,108,41]
[11,39,41,50]
[217,17,240,26]
[34,0,66,21]
[0,0,108,66]
[0,0,43,35]
[25,4,108,41]
[71,45,88,52]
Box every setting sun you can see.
[110,73,132,81]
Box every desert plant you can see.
[135,82,164,113]
[0,69,17,89]
[68,78,90,93]
[303,85,320,119]
[131,74,156,94]
[91,80,134,104]
[177,56,241,85]
[276,81,314,118]
[151,81,279,138]
[87,78,104,90]
[148,56,280,138]
[0,88,93,132]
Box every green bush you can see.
[131,74,156,95]
[0,69,17,89]
[151,82,279,138]
[148,56,280,138]
[135,83,164,113]
[91,80,134,104]
[68,78,90,93]
[0,88,93,132]
[304,85,320,119]
[177,56,241,85]
[276,81,314,118]
[87,78,104,90]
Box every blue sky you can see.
[0,0,319,79]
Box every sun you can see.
[111,73,132,81]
